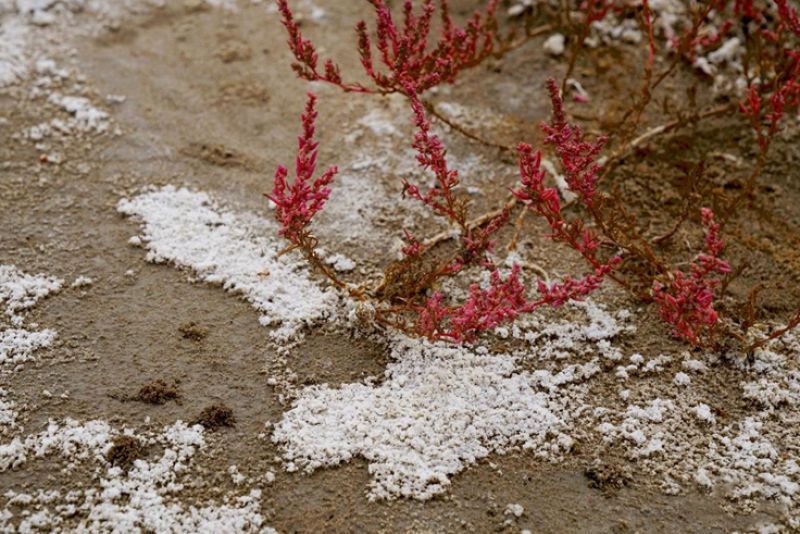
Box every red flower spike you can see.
[401,84,465,228]
[278,0,499,96]
[541,78,607,208]
[266,93,337,244]
[447,265,529,342]
[775,0,800,37]
[654,208,731,347]
[277,0,373,93]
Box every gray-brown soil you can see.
[1,1,800,532]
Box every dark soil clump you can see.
[192,403,236,431]
[133,379,181,405]
[106,435,145,472]
[178,321,209,341]
[585,459,632,495]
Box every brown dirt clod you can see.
[178,321,209,341]
[192,403,236,431]
[133,379,181,405]
[106,435,145,472]
[584,459,632,495]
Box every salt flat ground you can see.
[1,1,800,532]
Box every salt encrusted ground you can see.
[0,266,62,432]
[116,186,800,529]
[0,419,277,533]
[117,186,339,344]
[2,0,800,532]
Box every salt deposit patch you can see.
[739,333,800,410]
[274,335,599,500]
[0,327,57,368]
[592,333,800,528]
[513,299,634,360]
[0,265,62,325]
[0,265,63,431]
[0,265,61,367]
[0,18,30,86]
[0,419,280,533]
[117,185,338,343]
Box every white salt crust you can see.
[274,325,606,501]
[0,420,280,533]
[593,334,800,529]
[274,302,634,501]
[117,186,339,343]
[0,265,63,431]
[0,265,62,325]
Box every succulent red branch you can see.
[265,92,337,247]
[278,0,499,95]
[654,209,732,347]
[269,1,800,350]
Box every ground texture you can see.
[2,1,800,533]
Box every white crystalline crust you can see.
[0,389,16,429]
[740,339,800,410]
[0,265,63,431]
[274,335,599,500]
[0,265,62,324]
[275,288,800,530]
[592,334,800,528]
[0,420,280,533]
[324,253,356,273]
[0,18,29,86]
[117,186,338,343]
[0,265,61,366]
[0,327,57,367]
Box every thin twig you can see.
[652,160,704,245]
[508,205,528,251]
[424,195,518,249]
[747,311,800,352]
[598,104,734,184]
[423,100,515,151]
[491,24,552,58]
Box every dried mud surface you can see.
[1,1,800,533]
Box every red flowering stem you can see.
[724,52,800,226]
[266,93,365,298]
[367,0,500,93]
[402,84,468,231]
[529,260,621,308]
[279,0,499,96]
[541,79,607,211]
[775,0,800,37]
[399,82,511,276]
[277,0,374,93]
[654,209,731,347]
[410,254,621,343]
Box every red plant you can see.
[512,79,621,291]
[268,70,619,343]
[264,91,341,291]
[265,92,336,245]
[541,79,607,209]
[270,0,800,351]
[416,267,528,341]
[277,0,499,95]
[740,60,800,153]
[775,0,800,37]
[402,83,467,229]
[654,209,732,347]
[398,82,510,276]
